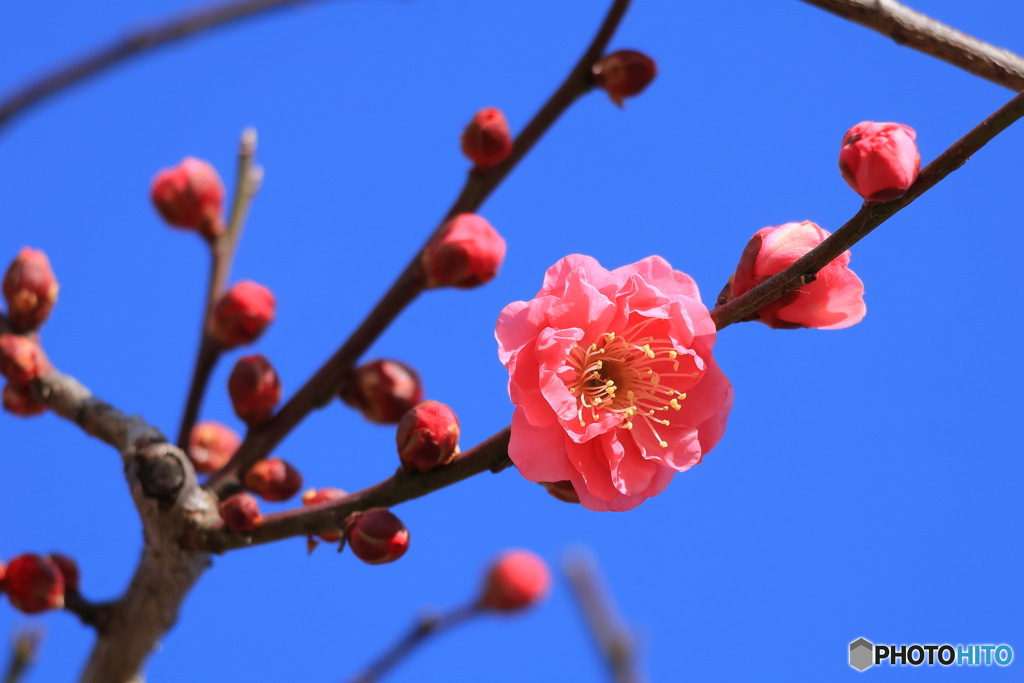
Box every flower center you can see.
[566,318,701,448]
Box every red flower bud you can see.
[480,549,550,612]
[3,554,65,614]
[209,281,276,348]
[396,401,460,472]
[219,492,263,533]
[243,457,303,502]
[593,50,657,106]
[151,157,225,240]
[3,382,46,417]
[188,421,241,473]
[539,480,580,504]
[3,248,59,333]
[340,359,423,424]
[461,108,513,169]
[228,354,281,427]
[422,213,506,289]
[344,509,410,565]
[301,487,347,542]
[0,334,50,385]
[47,554,79,593]
[839,121,920,202]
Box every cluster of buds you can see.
[229,354,281,427]
[0,553,79,614]
[302,487,347,542]
[210,281,276,348]
[219,492,263,533]
[478,550,550,612]
[341,359,423,424]
[461,108,513,169]
[150,157,226,241]
[592,50,657,106]
[188,421,241,474]
[421,213,507,289]
[343,509,409,565]
[396,401,460,472]
[243,457,303,501]
[3,248,59,333]
[0,334,51,418]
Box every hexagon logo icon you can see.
[850,638,874,671]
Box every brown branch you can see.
[344,605,480,683]
[0,0,360,134]
[203,0,633,496]
[63,593,116,634]
[191,427,512,553]
[711,86,1024,330]
[176,129,262,450]
[564,552,643,683]
[2,630,41,683]
[799,0,1024,91]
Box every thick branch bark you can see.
[799,0,1024,91]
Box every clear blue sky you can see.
[1,0,1022,680]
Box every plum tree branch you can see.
[711,86,1024,330]
[2,630,41,683]
[203,0,633,496]
[799,0,1024,91]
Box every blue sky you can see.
[1,0,1022,680]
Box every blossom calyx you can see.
[210,281,276,348]
[219,492,263,533]
[421,214,506,289]
[3,383,46,417]
[243,457,303,501]
[461,108,513,169]
[188,421,241,474]
[0,334,51,385]
[396,401,460,472]
[839,121,920,202]
[301,487,347,542]
[480,550,551,612]
[592,50,657,106]
[3,248,59,333]
[343,509,410,565]
[3,554,65,613]
[340,359,423,424]
[228,354,281,427]
[151,157,225,240]
[539,480,580,504]
[47,554,79,593]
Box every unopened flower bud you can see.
[422,214,506,289]
[539,480,580,504]
[302,487,347,541]
[461,108,513,169]
[3,383,45,417]
[396,401,460,472]
[3,555,65,613]
[188,421,241,473]
[480,549,550,612]
[151,157,225,240]
[592,50,657,106]
[344,508,410,565]
[228,354,281,427]
[3,248,59,333]
[243,457,303,501]
[839,121,920,202]
[219,492,263,533]
[0,334,50,385]
[209,281,276,348]
[340,359,423,424]
[47,554,79,593]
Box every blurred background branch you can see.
[3,629,41,683]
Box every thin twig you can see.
[711,87,1024,330]
[344,605,480,683]
[203,0,633,496]
[176,129,261,450]
[564,552,643,683]
[799,0,1024,91]
[2,630,41,683]
[0,0,360,133]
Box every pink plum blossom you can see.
[496,255,733,512]
[839,121,920,202]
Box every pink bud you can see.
[219,492,263,533]
[3,554,65,614]
[340,359,423,424]
[47,554,79,593]
[301,487,347,542]
[188,421,241,474]
[209,281,276,348]
[228,354,281,427]
[3,248,59,333]
[151,157,225,240]
[0,334,50,385]
[539,480,580,504]
[243,458,303,502]
[344,509,410,565]
[422,213,506,289]
[839,121,920,202]
[480,549,550,612]
[593,50,657,106]
[3,382,45,417]
[461,108,513,169]
[396,401,460,472]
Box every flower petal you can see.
[508,407,578,482]
[496,295,559,364]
